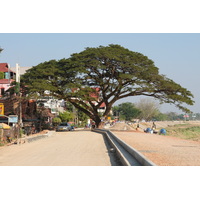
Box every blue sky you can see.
[0,33,199,114]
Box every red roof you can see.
[71,87,106,108]
[0,79,15,84]
[100,102,106,108]
[0,63,15,73]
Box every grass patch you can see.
[172,123,190,127]
[166,126,200,141]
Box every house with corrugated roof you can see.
[0,63,16,96]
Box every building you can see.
[88,87,106,113]
[0,63,16,96]
[36,96,65,115]
[11,66,65,115]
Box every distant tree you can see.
[178,114,185,121]
[165,112,180,121]
[112,106,119,116]
[154,112,169,121]
[136,98,160,121]
[194,113,199,120]
[21,44,194,128]
[113,102,141,121]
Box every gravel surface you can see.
[113,130,200,166]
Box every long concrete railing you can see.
[93,128,156,166]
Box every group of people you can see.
[137,122,167,135]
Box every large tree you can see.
[21,44,194,128]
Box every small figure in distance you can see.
[152,122,156,130]
[136,123,140,131]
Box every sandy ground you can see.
[1,121,200,166]
[0,131,112,166]
[108,121,200,166]
[113,130,200,166]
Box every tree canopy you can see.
[135,98,160,121]
[21,44,194,127]
[113,102,141,121]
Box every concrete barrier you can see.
[93,128,156,166]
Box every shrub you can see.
[52,117,61,126]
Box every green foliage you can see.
[164,112,185,121]
[58,111,74,122]
[52,117,62,126]
[113,102,141,121]
[21,44,194,127]
[14,82,20,94]
[21,59,77,97]
[6,81,21,95]
[0,71,4,79]
[65,102,73,112]
[154,112,169,121]
[166,125,200,141]
[77,109,89,123]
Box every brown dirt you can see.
[112,124,200,166]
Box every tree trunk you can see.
[97,121,104,129]
[94,116,102,129]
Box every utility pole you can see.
[16,63,22,144]
[16,63,20,83]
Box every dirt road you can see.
[0,131,113,166]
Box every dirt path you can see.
[113,131,200,166]
[0,131,112,166]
